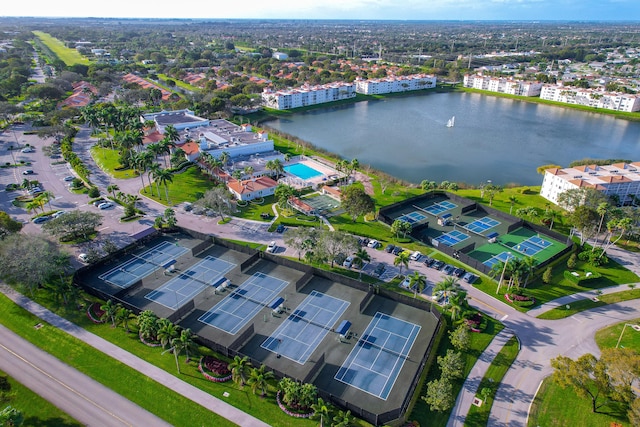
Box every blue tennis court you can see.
[144,256,236,309]
[198,272,289,335]
[465,216,501,234]
[434,230,469,246]
[99,241,189,288]
[484,251,517,268]
[261,291,349,364]
[335,312,420,400]
[529,235,552,249]
[397,211,427,224]
[513,240,544,256]
[418,200,457,216]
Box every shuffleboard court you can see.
[144,256,236,309]
[261,291,350,364]
[98,241,189,288]
[335,312,420,400]
[199,272,289,335]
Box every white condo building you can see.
[354,74,436,95]
[261,82,356,110]
[539,85,640,112]
[463,74,543,96]
[540,162,640,206]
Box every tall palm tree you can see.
[177,328,197,363]
[521,256,537,288]
[219,151,231,167]
[148,162,162,197]
[107,184,119,199]
[247,364,274,397]
[508,195,518,214]
[352,247,371,280]
[434,276,459,300]
[100,300,120,327]
[409,271,427,298]
[115,306,135,333]
[159,137,173,168]
[154,168,174,204]
[164,124,180,144]
[228,355,252,387]
[156,318,179,350]
[394,251,410,276]
[168,328,197,374]
[448,290,468,321]
[311,397,331,427]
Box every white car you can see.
[266,241,277,253]
[98,202,113,210]
[78,253,89,263]
[21,147,34,153]
[410,251,422,261]
[52,210,67,218]
[367,239,379,248]
[343,256,354,268]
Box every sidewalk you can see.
[526,283,637,317]
[447,328,515,427]
[0,285,269,427]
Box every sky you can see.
[1,0,638,21]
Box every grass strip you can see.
[537,288,640,320]
[32,31,90,66]
[594,317,640,351]
[0,294,236,427]
[464,335,519,427]
[0,368,82,427]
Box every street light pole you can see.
[496,253,511,295]
[616,323,639,348]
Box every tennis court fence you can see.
[359,290,375,313]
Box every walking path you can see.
[527,283,637,317]
[447,328,515,427]
[0,285,269,427]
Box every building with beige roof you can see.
[540,162,640,206]
[227,176,278,201]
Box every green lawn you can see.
[0,369,82,426]
[409,317,504,426]
[234,196,277,221]
[465,335,520,427]
[537,288,640,319]
[528,378,631,427]
[143,165,217,206]
[157,73,201,92]
[32,31,90,66]
[595,318,640,351]
[90,146,137,179]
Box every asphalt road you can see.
[0,323,172,427]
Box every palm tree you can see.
[154,168,174,204]
[228,355,252,386]
[542,209,562,230]
[247,364,274,397]
[115,306,134,332]
[156,318,179,350]
[168,328,196,374]
[508,195,518,214]
[434,276,459,300]
[100,300,120,327]
[147,162,161,197]
[159,138,173,168]
[266,158,284,179]
[409,271,427,298]
[137,310,159,343]
[352,247,371,280]
[332,409,353,427]
[164,124,180,144]
[521,256,537,288]
[310,397,331,427]
[177,328,197,363]
[394,251,410,276]
[107,184,119,199]
[448,290,468,321]
[219,151,231,167]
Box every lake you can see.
[264,92,640,186]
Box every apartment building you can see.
[354,74,436,95]
[539,85,640,112]
[463,74,543,96]
[261,82,356,110]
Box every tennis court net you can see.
[229,290,269,308]
[288,312,334,332]
[130,252,172,269]
[358,337,410,360]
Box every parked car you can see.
[432,260,445,270]
[343,256,354,268]
[28,187,43,194]
[360,237,370,247]
[392,246,403,256]
[400,276,412,289]
[52,210,67,218]
[367,239,380,249]
[63,175,75,182]
[385,243,395,253]
[98,202,113,210]
[423,257,435,267]
[410,251,422,261]
[22,169,34,175]
[93,200,106,207]
[266,241,277,253]
[32,216,51,224]
[453,267,466,278]
[78,253,89,263]
[275,224,285,233]
[21,147,34,153]
[373,263,386,276]
[443,264,455,275]
[463,273,479,284]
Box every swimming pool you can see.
[284,163,323,180]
